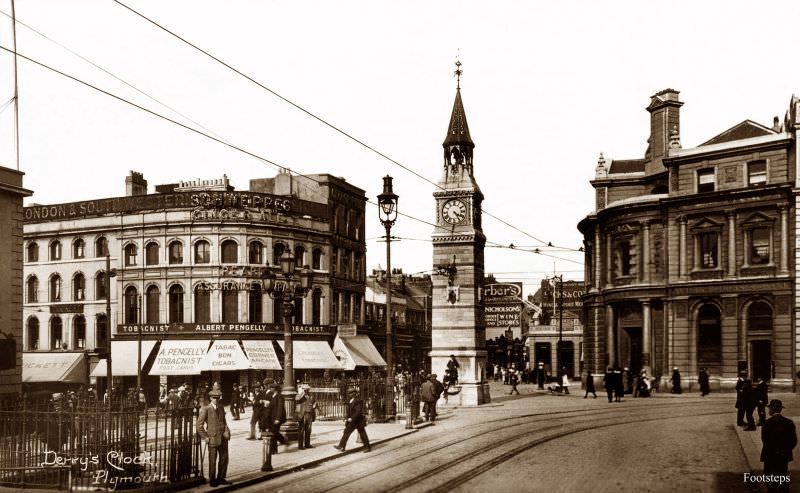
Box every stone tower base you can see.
[430,349,490,406]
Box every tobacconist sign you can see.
[117,323,334,337]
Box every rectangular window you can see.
[699,232,718,268]
[748,161,767,186]
[618,241,631,276]
[697,169,715,193]
[750,228,770,265]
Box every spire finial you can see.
[454,57,462,89]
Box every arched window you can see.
[124,286,139,324]
[27,242,38,262]
[294,245,305,267]
[697,304,721,369]
[248,284,263,323]
[194,285,211,323]
[27,317,39,350]
[26,276,38,303]
[169,285,184,323]
[222,288,238,323]
[73,273,86,301]
[50,317,63,349]
[73,238,85,259]
[74,316,86,349]
[292,296,303,324]
[124,244,138,266]
[221,240,238,264]
[273,243,285,265]
[249,242,263,264]
[50,274,62,302]
[96,314,108,350]
[96,272,110,300]
[312,288,322,325]
[312,248,322,270]
[50,240,62,261]
[194,240,210,264]
[145,242,159,266]
[146,285,160,323]
[95,237,108,257]
[748,301,773,331]
[169,241,183,264]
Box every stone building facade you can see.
[579,89,797,391]
[0,166,32,395]
[22,170,366,399]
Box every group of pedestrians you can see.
[735,371,770,431]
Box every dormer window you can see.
[697,169,715,193]
[747,160,767,186]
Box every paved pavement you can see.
[733,393,800,478]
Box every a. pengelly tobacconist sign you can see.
[483,283,523,328]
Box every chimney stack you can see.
[646,89,683,172]
[125,171,147,196]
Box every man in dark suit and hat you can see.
[196,383,231,487]
[267,382,287,452]
[760,399,797,492]
[334,388,371,452]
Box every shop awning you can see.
[277,340,341,369]
[200,340,251,371]
[333,336,387,371]
[90,340,158,377]
[149,340,210,375]
[242,340,282,370]
[23,352,87,383]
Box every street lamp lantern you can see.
[262,251,314,438]
[377,175,399,419]
[377,175,399,223]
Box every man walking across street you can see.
[196,383,231,487]
[334,389,371,452]
[698,367,710,396]
[248,381,266,440]
[603,367,614,403]
[584,371,597,398]
[267,383,287,451]
[420,374,442,421]
[760,399,797,493]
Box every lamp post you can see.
[262,251,313,437]
[136,294,142,392]
[377,175,398,418]
[104,255,117,402]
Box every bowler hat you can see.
[768,399,784,411]
[209,382,222,397]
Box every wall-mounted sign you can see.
[50,304,84,314]
[117,323,333,336]
[337,324,357,337]
[483,283,523,304]
[539,280,585,310]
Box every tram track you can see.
[259,399,732,493]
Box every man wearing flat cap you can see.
[196,383,231,487]
[334,388,371,452]
[761,399,797,491]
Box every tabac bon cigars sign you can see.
[23,191,325,222]
[483,283,523,328]
[117,323,333,336]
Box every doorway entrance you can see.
[623,328,642,373]
[751,340,772,381]
[534,343,551,373]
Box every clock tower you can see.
[430,62,490,405]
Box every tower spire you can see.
[443,58,474,173]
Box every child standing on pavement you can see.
[509,369,520,395]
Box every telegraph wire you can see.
[0,42,583,273]
[110,0,573,251]
[0,9,230,144]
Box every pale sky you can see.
[2,1,799,296]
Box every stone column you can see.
[605,230,612,288]
[779,204,789,275]
[606,304,615,367]
[726,210,736,277]
[641,220,651,283]
[594,225,602,290]
[641,300,651,368]
[678,215,687,278]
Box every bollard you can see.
[261,432,273,472]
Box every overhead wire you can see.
[110,0,574,251]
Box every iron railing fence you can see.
[0,395,201,491]
[302,375,421,423]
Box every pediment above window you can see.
[740,211,775,227]
[689,217,723,232]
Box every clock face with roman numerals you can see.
[442,199,467,224]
